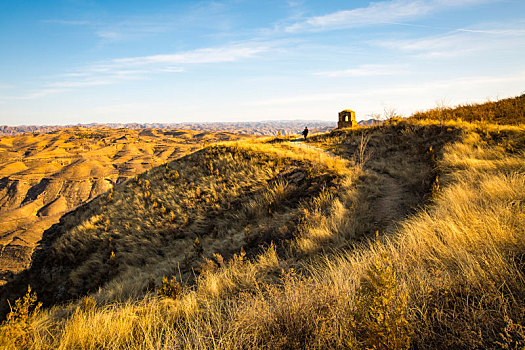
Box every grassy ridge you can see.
[410,94,525,125]
[1,101,525,348]
[0,139,352,310]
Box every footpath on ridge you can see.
[293,138,410,235]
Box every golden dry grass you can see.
[410,93,525,125]
[1,114,525,349]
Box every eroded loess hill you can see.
[1,117,525,349]
[0,127,251,283]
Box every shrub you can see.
[106,187,114,201]
[0,285,42,349]
[194,237,204,256]
[410,94,525,125]
[156,276,182,299]
[355,254,412,350]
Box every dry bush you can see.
[353,131,372,168]
[235,270,352,349]
[0,286,42,349]
[354,253,411,350]
[156,276,182,299]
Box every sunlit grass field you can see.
[1,96,525,349]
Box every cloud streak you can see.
[41,19,91,25]
[52,44,268,89]
[7,88,65,100]
[6,43,268,100]
[112,45,269,66]
[315,64,406,77]
[243,70,525,114]
[376,24,525,58]
[285,0,496,32]
[42,17,175,42]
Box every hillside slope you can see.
[0,138,351,309]
[1,112,525,348]
[411,93,525,125]
[0,128,251,283]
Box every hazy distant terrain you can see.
[0,127,252,283]
[0,120,338,136]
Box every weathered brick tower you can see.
[338,109,357,128]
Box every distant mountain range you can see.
[357,119,383,126]
[0,119,382,136]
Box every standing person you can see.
[302,126,309,140]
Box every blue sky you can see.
[0,0,524,125]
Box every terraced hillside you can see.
[0,127,251,283]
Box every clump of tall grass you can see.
[0,286,41,350]
[156,276,182,299]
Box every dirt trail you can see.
[294,140,409,235]
[372,173,408,234]
[292,139,339,158]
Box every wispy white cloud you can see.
[41,19,91,25]
[48,67,184,90]
[376,24,525,58]
[53,44,266,89]
[244,70,525,108]
[286,0,303,7]
[8,88,65,100]
[47,80,112,88]
[285,0,496,32]
[315,64,406,77]
[456,28,525,35]
[7,43,266,100]
[378,33,474,57]
[97,31,122,40]
[43,16,181,43]
[43,16,175,41]
[112,45,269,66]
[160,67,185,73]
[94,20,174,41]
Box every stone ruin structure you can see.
[337,109,357,128]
